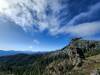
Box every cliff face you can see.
[69,38,100,57]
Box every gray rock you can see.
[90,69,100,75]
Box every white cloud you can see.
[0,0,99,38]
[53,2,100,37]
[0,0,65,33]
[59,22,100,37]
[68,2,100,25]
[0,0,10,13]
[33,39,40,45]
[1,0,34,28]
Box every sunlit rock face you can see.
[43,38,100,75]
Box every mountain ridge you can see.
[0,50,34,56]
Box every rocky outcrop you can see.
[43,38,100,75]
[43,59,73,75]
[90,69,100,75]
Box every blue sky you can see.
[0,0,100,51]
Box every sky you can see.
[0,0,100,51]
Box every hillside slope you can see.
[68,54,100,75]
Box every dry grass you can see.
[71,54,100,75]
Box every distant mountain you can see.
[0,38,99,75]
[0,50,33,56]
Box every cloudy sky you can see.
[0,0,100,51]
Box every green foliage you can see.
[85,49,100,57]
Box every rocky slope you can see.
[43,38,100,75]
